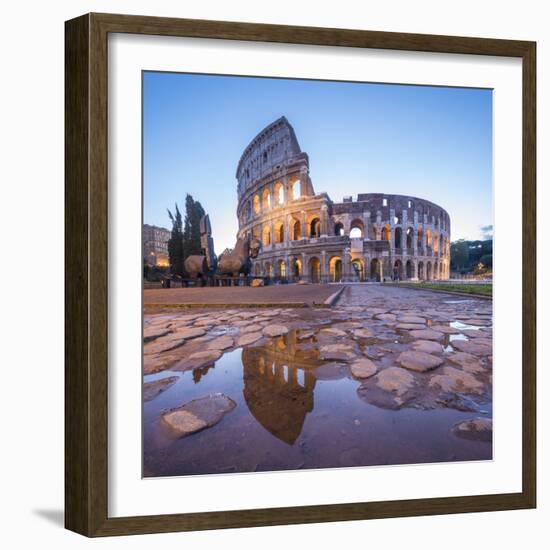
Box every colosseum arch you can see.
[350,219,364,238]
[253,194,260,215]
[277,259,286,279]
[381,225,391,242]
[292,258,302,279]
[426,261,432,280]
[371,224,381,240]
[262,225,271,246]
[309,216,321,238]
[393,259,403,280]
[417,227,424,251]
[274,221,285,244]
[394,226,403,249]
[329,256,343,282]
[262,188,271,210]
[426,229,433,249]
[370,258,382,281]
[433,234,440,253]
[406,259,414,279]
[291,218,301,241]
[309,256,321,283]
[290,177,301,200]
[334,221,344,236]
[274,181,284,205]
[352,258,365,281]
[406,227,414,249]
[265,262,273,279]
[418,261,425,280]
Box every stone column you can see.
[342,247,352,282]
[320,204,329,238]
[321,250,328,284]
[301,211,308,239]
[301,252,308,281]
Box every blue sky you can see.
[143,72,493,255]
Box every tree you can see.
[451,239,469,271]
[182,194,205,258]
[167,203,184,277]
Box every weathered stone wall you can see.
[235,118,451,283]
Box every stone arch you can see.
[372,224,381,241]
[350,219,364,238]
[440,262,444,279]
[329,256,343,282]
[309,216,321,238]
[418,261,425,280]
[426,229,433,249]
[290,177,301,200]
[433,234,440,253]
[381,225,391,242]
[352,258,366,281]
[274,221,285,244]
[406,259,413,279]
[262,188,271,210]
[334,222,344,236]
[370,258,382,282]
[426,261,432,280]
[394,227,403,249]
[417,227,424,251]
[433,261,439,280]
[292,258,302,279]
[277,259,286,279]
[265,262,273,279]
[262,225,271,246]
[406,227,414,249]
[253,194,260,215]
[393,259,403,281]
[291,218,301,241]
[274,181,284,205]
[309,256,321,283]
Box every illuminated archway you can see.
[381,226,391,242]
[274,221,284,244]
[253,194,260,215]
[274,181,284,205]
[352,258,365,281]
[291,219,301,241]
[262,188,271,210]
[262,225,271,246]
[370,258,382,282]
[291,179,301,200]
[334,222,344,236]
[309,257,321,283]
[310,217,321,238]
[329,256,343,282]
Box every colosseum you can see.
[235,116,451,283]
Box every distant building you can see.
[143,224,170,267]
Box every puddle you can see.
[143,330,492,478]
[450,321,483,331]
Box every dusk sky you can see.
[143,72,493,255]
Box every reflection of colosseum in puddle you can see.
[242,333,317,445]
[236,117,451,282]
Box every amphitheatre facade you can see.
[235,117,451,283]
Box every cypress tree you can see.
[167,203,184,277]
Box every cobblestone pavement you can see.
[143,283,493,476]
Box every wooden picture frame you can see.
[65,12,536,537]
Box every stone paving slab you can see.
[144,284,340,307]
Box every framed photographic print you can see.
[65,13,536,536]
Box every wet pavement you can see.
[143,284,493,477]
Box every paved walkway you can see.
[144,283,340,307]
[338,283,491,308]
